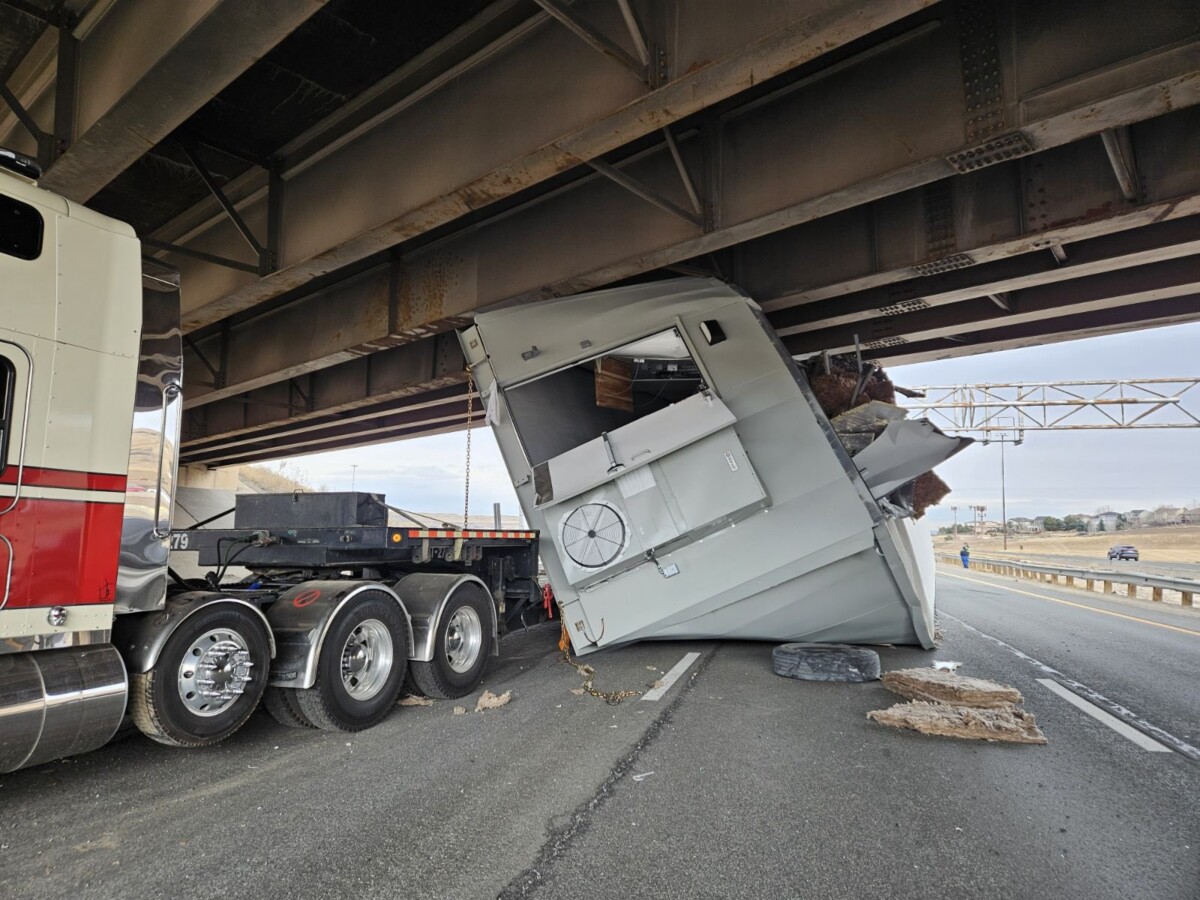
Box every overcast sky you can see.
[280,321,1200,530]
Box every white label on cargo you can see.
[724,451,739,472]
[617,465,656,497]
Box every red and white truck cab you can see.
[0,148,151,770]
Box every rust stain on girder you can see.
[392,251,476,335]
[176,0,939,334]
[1041,201,1116,232]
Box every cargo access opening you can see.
[504,328,706,467]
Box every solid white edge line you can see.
[1037,678,1172,753]
[641,651,701,701]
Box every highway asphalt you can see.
[3,571,1197,900]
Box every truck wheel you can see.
[263,686,315,729]
[130,605,270,747]
[409,585,493,699]
[293,594,408,731]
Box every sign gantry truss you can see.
[905,378,1200,434]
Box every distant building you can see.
[1150,506,1184,526]
[1008,517,1040,533]
[1094,511,1122,532]
[1123,509,1150,527]
[1183,508,1200,525]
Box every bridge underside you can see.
[3,0,1198,466]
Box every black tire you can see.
[409,583,494,700]
[292,593,409,732]
[130,605,270,747]
[263,686,315,729]
[772,643,881,683]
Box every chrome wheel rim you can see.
[444,605,483,673]
[177,628,255,717]
[340,619,394,701]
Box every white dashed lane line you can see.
[641,652,701,701]
[1037,679,1172,753]
[940,611,1200,762]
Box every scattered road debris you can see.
[631,772,655,782]
[399,695,434,707]
[867,701,1047,744]
[881,668,1022,708]
[869,667,1046,744]
[932,661,962,672]
[452,706,467,715]
[475,690,513,712]
[772,643,881,682]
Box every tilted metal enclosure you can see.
[463,279,964,655]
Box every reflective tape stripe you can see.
[404,529,536,539]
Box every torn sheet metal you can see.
[461,278,969,655]
[851,419,973,498]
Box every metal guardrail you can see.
[937,554,1197,607]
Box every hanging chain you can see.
[560,647,642,704]
[558,619,640,704]
[463,368,474,530]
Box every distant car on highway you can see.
[1108,544,1140,561]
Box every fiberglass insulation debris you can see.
[867,668,1047,745]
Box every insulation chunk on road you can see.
[881,668,1023,708]
[475,689,513,712]
[867,701,1047,745]
[399,694,434,707]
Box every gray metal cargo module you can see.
[460,278,969,655]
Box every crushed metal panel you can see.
[851,418,972,497]
[465,278,965,654]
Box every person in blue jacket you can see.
[960,544,970,568]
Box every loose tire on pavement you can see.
[130,605,271,747]
[292,592,409,732]
[408,583,493,699]
[772,642,881,683]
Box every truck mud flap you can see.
[265,581,412,689]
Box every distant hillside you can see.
[238,463,315,494]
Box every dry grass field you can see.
[936,524,1200,563]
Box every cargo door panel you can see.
[544,407,767,588]
[532,391,736,508]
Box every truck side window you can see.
[0,356,13,474]
[0,193,44,260]
[505,328,706,467]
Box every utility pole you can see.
[1000,437,1007,550]
[983,417,1023,550]
[951,505,958,539]
[350,464,358,492]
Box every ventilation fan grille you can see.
[562,503,626,568]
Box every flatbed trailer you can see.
[176,491,543,632]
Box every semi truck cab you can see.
[0,151,540,772]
